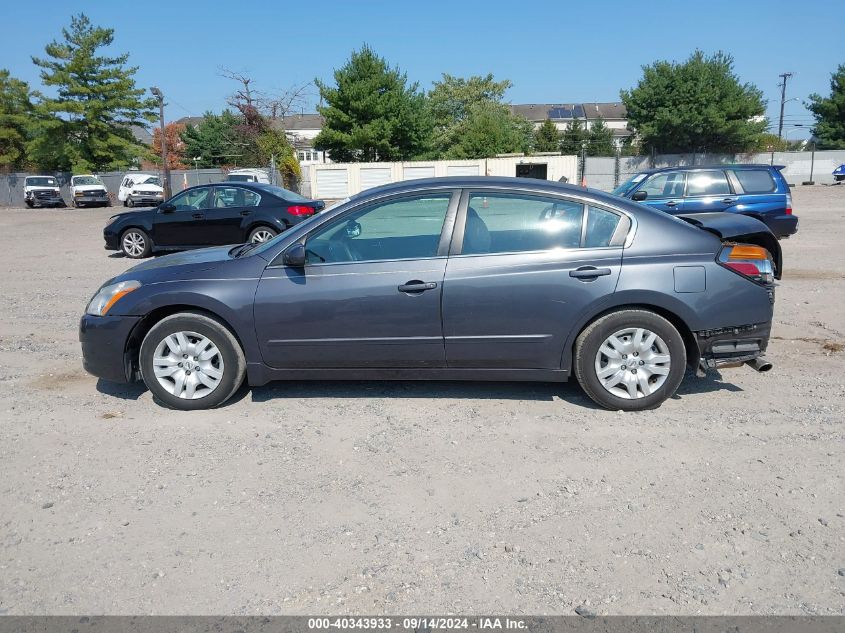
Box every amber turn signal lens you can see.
[728,244,768,260]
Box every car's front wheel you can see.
[121,228,151,258]
[139,313,246,410]
[126,197,135,207]
[574,309,686,411]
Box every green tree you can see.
[559,119,588,154]
[428,73,512,155]
[255,128,300,185]
[0,69,33,169]
[533,119,561,153]
[29,14,156,171]
[445,102,533,159]
[807,64,845,149]
[314,46,431,162]
[586,117,615,156]
[181,111,241,167]
[621,50,767,153]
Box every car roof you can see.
[350,175,627,206]
[636,164,782,175]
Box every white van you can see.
[225,168,270,184]
[118,173,165,207]
[70,174,110,208]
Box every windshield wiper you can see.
[232,242,262,258]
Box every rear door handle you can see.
[192,213,204,220]
[665,200,679,207]
[722,198,736,204]
[240,210,251,216]
[570,266,612,280]
[398,280,438,293]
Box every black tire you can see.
[248,225,278,243]
[25,200,33,208]
[127,197,135,207]
[574,309,686,411]
[120,228,152,258]
[139,312,246,410]
[123,199,128,207]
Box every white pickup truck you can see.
[23,175,65,208]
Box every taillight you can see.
[785,192,792,215]
[718,244,775,285]
[287,205,314,216]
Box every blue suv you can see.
[612,164,798,238]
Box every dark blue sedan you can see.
[81,176,780,411]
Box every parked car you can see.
[118,173,165,207]
[82,176,780,412]
[103,182,325,258]
[23,175,64,208]
[833,164,845,183]
[612,164,798,239]
[225,168,270,184]
[70,174,110,208]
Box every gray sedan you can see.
[80,176,779,411]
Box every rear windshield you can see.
[26,177,57,187]
[733,169,776,194]
[261,184,309,202]
[226,174,253,182]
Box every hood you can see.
[677,212,782,279]
[127,245,235,275]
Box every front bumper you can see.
[695,321,771,370]
[79,314,142,383]
[129,193,164,204]
[26,193,64,207]
[74,194,110,205]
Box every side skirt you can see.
[246,363,570,387]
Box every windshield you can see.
[611,173,648,197]
[26,177,57,187]
[72,175,103,186]
[141,176,161,186]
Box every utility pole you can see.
[777,72,793,140]
[150,87,172,199]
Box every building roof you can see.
[510,102,627,122]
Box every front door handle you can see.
[398,280,438,293]
[721,198,736,204]
[192,213,204,220]
[240,210,251,216]
[570,266,612,280]
[665,200,679,207]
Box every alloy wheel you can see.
[151,331,225,400]
[122,232,146,257]
[250,229,275,243]
[594,327,671,399]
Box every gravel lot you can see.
[0,187,843,616]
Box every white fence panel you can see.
[447,164,480,176]
[403,166,436,180]
[315,168,349,198]
[360,167,392,190]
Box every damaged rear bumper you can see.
[695,321,772,373]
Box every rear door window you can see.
[732,169,776,193]
[686,170,731,196]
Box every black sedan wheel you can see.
[139,312,246,410]
[249,226,278,243]
[121,228,151,258]
[574,309,686,411]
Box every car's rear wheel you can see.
[249,226,277,243]
[574,309,686,411]
[139,313,246,410]
[121,228,151,258]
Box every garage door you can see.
[403,166,435,180]
[316,169,349,198]
[447,165,480,177]
[360,167,392,190]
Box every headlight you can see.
[86,280,141,316]
[132,190,139,194]
[74,191,83,196]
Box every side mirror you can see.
[631,190,647,202]
[283,242,306,267]
[159,202,175,213]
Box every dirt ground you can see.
[0,187,843,616]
